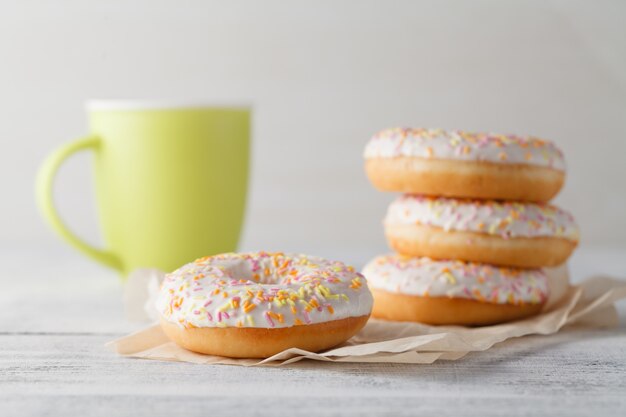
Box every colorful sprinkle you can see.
[364,127,565,171]
[363,254,549,306]
[386,195,579,241]
[157,252,373,329]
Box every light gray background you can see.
[1,0,625,266]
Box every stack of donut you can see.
[362,128,579,325]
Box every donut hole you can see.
[216,255,319,286]
[253,265,319,286]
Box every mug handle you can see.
[36,135,123,272]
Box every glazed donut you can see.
[384,195,579,268]
[156,252,373,358]
[362,254,548,325]
[364,128,565,202]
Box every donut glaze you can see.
[385,195,579,242]
[362,254,548,325]
[384,195,579,267]
[364,128,566,201]
[362,254,549,305]
[157,252,373,329]
[364,128,565,170]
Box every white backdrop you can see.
[1,0,625,265]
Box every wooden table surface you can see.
[1,244,625,416]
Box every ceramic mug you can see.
[36,101,250,276]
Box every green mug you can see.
[37,101,250,276]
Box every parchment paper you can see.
[107,265,626,366]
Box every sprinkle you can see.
[365,128,564,171]
[443,271,456,284]
[158,252,366,330]
[268,311,284,323]
[350,277,362,290]
[303,310,312,324]
[363,254,549,307]
[309,297,320,308]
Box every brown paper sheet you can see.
[107,266,626,366]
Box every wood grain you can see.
[0,245,625,416]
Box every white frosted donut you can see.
[364,128,566,202]
[362,254,548,325]
[157,251,373,358]
[384,195,579,268]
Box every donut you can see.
[362,254,549,325]
[384,195,579,268]
[364,128,565,202]
[156,252,373,358]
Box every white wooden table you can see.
[1,244,625,416]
